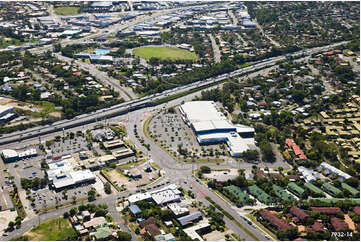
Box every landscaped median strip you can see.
[205,196,259,241]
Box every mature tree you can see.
[258,140,275,163]
[200,166,211,174]
[117,231,132,241]
[242,150,259,162]
[104,182,112,194]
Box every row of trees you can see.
[21,177,48,190]
[59,43,98,57]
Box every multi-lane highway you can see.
[0,34,349,240]
[0,40,349,147]
[54,53,138,101]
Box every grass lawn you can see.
[25,217,77,241]
[34,101,57,118]
[117,159,148,170]
[151,162,161,170]
[143,115,153,138]
[54,6,79,16]
[133,46,198,61]
[181,158,225,163]
[0,36,38,48]
[14,101,58,119]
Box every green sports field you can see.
[54,6,79,16]
[133,46,198,61]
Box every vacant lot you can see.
[107,169,129,188]
[133,46,198,61]
[25,217,77,240]
[54,6,79,16]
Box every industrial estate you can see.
[0,1,359,241]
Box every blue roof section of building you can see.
[129,204,142,215]
[177,212,202,226]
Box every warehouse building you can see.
[179,101,255,157]
[0,105,15,123]
[318,162,351,182]
[46,159,96,191]
[128,184,181,205]
[177,212,203,227]
[1,148,37,163]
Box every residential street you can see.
[208,33,221,63]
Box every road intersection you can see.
[0,28,350,240]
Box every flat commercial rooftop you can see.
[180,101,226,123]
[192,120,235,133]
[128,184,181,204]
[180,101,256,157]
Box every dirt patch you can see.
[203,229,232,241]
[108,169,130,188]
[25,232,39,240]
[0,210,18,234]
[49,112,62,118]
[344,214,356,232]
[0,97,39,112]
[5,117,42,127]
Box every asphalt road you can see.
[0,39,350,240]
[1,164,170,241]
[124,109,269,241]
[54,53,137,101]
[208,33,221,63]
[0,40,349,147]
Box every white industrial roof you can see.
[197,132,229,142]
[71,170,95,183]
[62,29,81,35]
[128,192,151,204]
[213,120,235,130]
[1,149,18,158]
[180,101,226,123]
[298,166,319,182]
[167,203,189,216]
[18,148,37,158]
[183,223,210,241]
[52,170,95,189]
[47,160,74,180]
[192,121,215,132]
[128,184,181,204]
[235,124,255,133]
[0,105,13,115]
[53,176,74,189]
[151,189,180,205]
[320,162,351,179]
[226,133,252,155]
[180,101,256,157]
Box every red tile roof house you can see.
[256,169,266,179]
[311,207,341,215]
[259,209,292,231]
[314,60,322,65]
[286,138,295,147]
[353,206,360,216]
[290,206,309,221]
[145,223,161,239]
[139,217,156,228]
[306,221,325,233]
[285,139,308,160]
[331,217,349,231]
[258,101,267,107]
[294,237,304,241]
